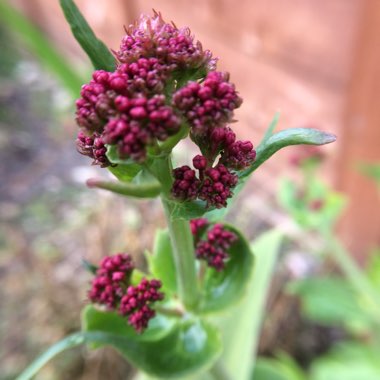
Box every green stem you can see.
[163,199,199,311]
[149,154,199,311]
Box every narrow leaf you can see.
[86,178,161,198]
[0,0,84,97]
[240,128,336,179]
[59,0,115,71]
[217,230,283,380]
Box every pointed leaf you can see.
[83,305,176,342]
[59,0,115,71]
[109,165,143,182]
[240,128,336,179]
[83,306,222,378]
[86,178,161,198]
[198,224,254,313]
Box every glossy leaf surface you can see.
[83,306,222,378]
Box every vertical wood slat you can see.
[337,0,380,261]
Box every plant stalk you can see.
[150,154,199,311]
[163,200,199,311]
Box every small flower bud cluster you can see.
[172,156,238,208]
[120,278,164,333]
[190,218,208,237]
[190,220,237,271]
[198,164,238,208]
[88,253,134,308]
[76,57,181,163]
[88,253,164,333]
[76,131,111,167]
[117,10,216,74]
[172,165,201,200]
[173,71,242,139]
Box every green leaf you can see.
[240,128,336,179]
[0,0,84,97]
[252,355,306,380]
[252,358,291,380]
[170,199,210,219]
[109,164,143,182]
[83,305,176,343]
[86,178,161,198]
[217,230,283,380]
[83,306,222,378]
[198,224,254,314]
[59,0,115,71]
[149,229,177,295]
[310,342,380,380]
[287,276,371,330]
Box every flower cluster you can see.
[116,10,216,74]
[190,220,237,271]
[88,253,163,333]
[120,279,164,333]
[88,253,134,308]
[76,58,181,163]
[173,71,242,141]
[172,156,238,208]
[76,131,111,167]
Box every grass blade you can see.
[59,0,116,71]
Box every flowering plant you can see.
[17,1,335,379]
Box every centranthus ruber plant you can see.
[17,1,336,380]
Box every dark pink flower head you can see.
[173,71,242,139]
[88,253,134,309]
[195,224,237,271]
[117,10,216,74]
[172,165,201,201]
[75,59,181,162]
[198,164,238,208]
[220,140,256,170]
[119,278,164,333]
[76,131,112,167]
[190,218,209,242]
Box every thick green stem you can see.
[163,200,199,311]
[150,154,199,311]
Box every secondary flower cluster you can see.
[190,219,237,270]
[88,253,164,333]
[171,75,255,208]
[172,129,256,208]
